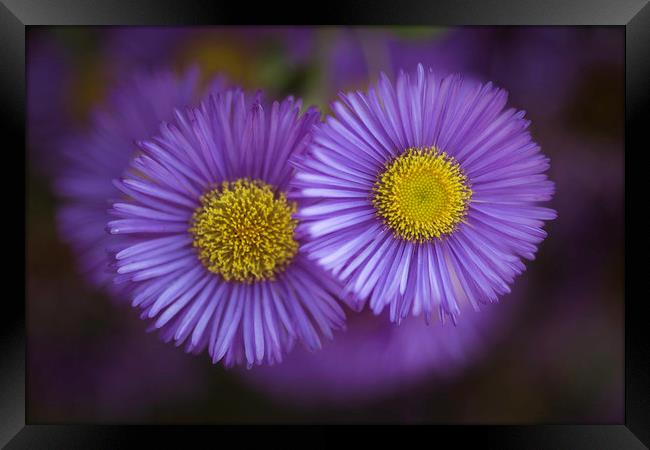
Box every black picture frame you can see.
[3,0,647,447]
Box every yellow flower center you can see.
[373,147,472,242]
[190,179,299,283]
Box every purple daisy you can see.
[107,89,346,367]
[291,64,556,324]
[54,68,224,294]
[245,300,513,406]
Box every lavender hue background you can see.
[26,26,623,423]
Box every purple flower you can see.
[291,64,556,324]
[107,89,346,367]
[54,68,224,294]
[245,301,512,406]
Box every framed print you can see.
[2,0,648,447]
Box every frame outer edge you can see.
[3,0,643,446]
[626,2,650,447]
[0,0,27,447]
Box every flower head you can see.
[373,147,472,241]
[190,179,299,282]
[246,303,509,406]
[108,89,346,367]
[54,68,223,293]
[291,64,556,324]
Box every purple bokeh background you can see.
[27,26,623,423]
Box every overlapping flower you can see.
[107,90,346,367]
[291,64,555,324]
[54,68,224,293]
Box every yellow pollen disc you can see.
[189,178,298,283]
[373,147,472,242]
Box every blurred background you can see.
[26,26,624,423]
